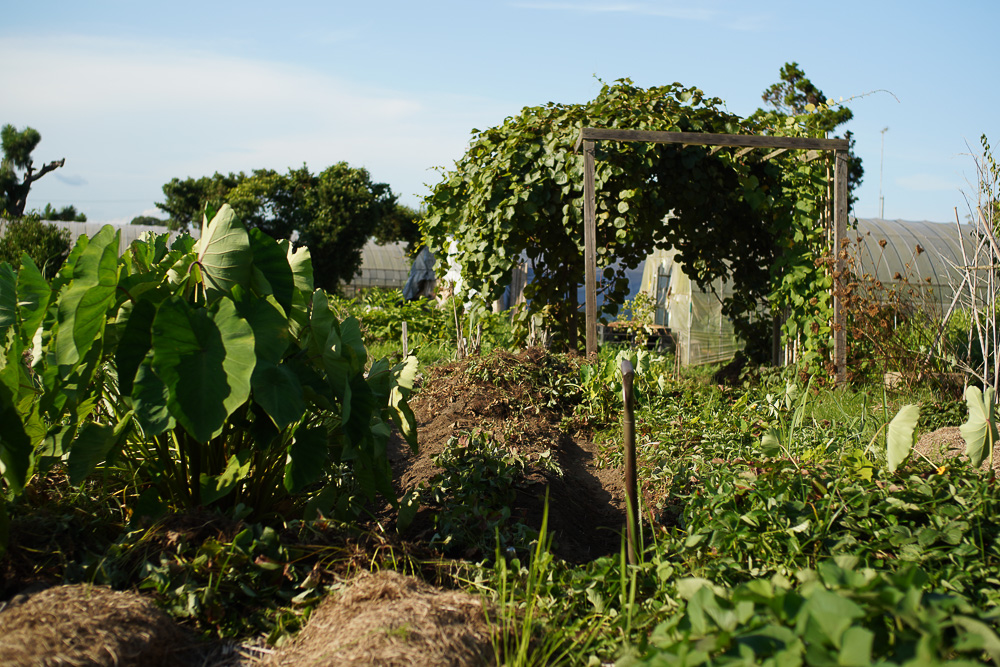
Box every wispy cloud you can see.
[55,174,88,186]
[0,34,507,219]
[510,2,717,21]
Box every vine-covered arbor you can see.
[423,80,853,383]
[574,127,851,385]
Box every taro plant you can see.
[0,205,417,531]
[885,386,998,473]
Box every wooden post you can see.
[621,359,638,565]
[574,128,850,372]
[833,149,849,387]
[584,139,598,357]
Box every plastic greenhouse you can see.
[638,248,743,367]
[847,217,977,315]
[634,217,977,367]
[341,240,411,297]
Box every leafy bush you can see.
[0,214,71,278]
[624,562,1000,666]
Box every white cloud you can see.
[0,34,506,220]
[55,173,88,186]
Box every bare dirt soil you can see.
[915,426,1000,473]
[390,348,628,563]
[0,348,629,666]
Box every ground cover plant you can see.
[5,146,1000,664]
[4,265,1000,665]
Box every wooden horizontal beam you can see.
[573,127,849,153]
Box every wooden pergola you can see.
[574,127,851,386]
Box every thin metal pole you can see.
[621,359,638,565]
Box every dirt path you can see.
[390,349,628,562]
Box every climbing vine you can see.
[423,78,852,372]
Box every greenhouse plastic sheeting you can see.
[639,248,743,367]
[342,240,411,297]
[850,218,979,314]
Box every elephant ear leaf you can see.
[194,204,252,301]
[55,225,120,368]
[887,404,920,473]
[0,263,16,340]
[16,254,51,347]
[961,386,998,468]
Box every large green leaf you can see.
[887,404,920,473]
[0,407,31,492]
[249,229,294,316]
[285,241,313,295]
[339,316,367,375]
[132,356,175,436]
[0,263,17,340]
[237,295,288,366]
[151,296,255,443]
[252,362,305,431]
[115,299,156,396]
[67,421,114,485]
[961,386,998,468]
[283,425,328,493]
[199,450,252,505]
[15,253,50,347]
[284,242,313,339]
[194,204,252,301]
[54,225,120,368]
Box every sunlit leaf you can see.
[194,204,252,301]
[961,386,998,468]
[887,404,920,472]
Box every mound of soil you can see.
[0,584,200,667]
[392,348,628,562]
[267,570,492,667]
[915,426,1000,473]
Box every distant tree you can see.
[157,164,398,292]
[39,203,86,222]
[129,215,166,226]
[0,125,66,217]
[372,203,422,252]
[0,215,71,278]
[760,62,864,199]
[156,172,243,232]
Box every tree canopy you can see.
[0,215,71,279]
[760,62,864,200]
[129,215,167,226]
[39,203,86,222]
[156,164,399,292]
[1,125,67,218]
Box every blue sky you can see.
[3,1,997,225]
